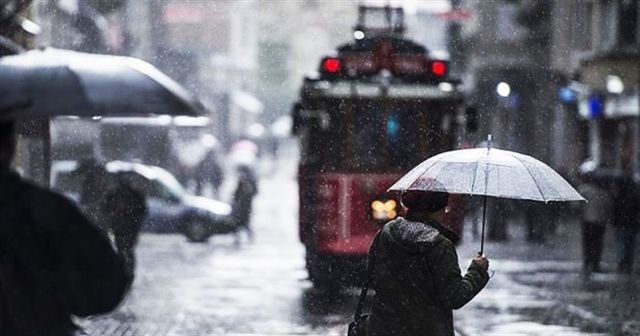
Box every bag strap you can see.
[354,229,382,320]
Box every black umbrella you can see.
[0,47,206,120]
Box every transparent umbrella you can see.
[388,135,585,254]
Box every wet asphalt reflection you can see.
[80,157,637,335]
[80,159,358,335]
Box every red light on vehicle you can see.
[431,61,447,77]
[323,58,342,73]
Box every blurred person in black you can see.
[101,175,147,280]
[195,148,224,198]
[75,156,110,230]
[610,175,638,274]
[232,164,258,243]
[610,135,639,274]
[577,171,612,274]
[0,120,129,335]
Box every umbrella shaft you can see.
[480,196,487,255]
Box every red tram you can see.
[292,5,468,287]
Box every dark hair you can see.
[402,190,449,213]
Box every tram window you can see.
[298,99,456,173]
[387,107,420,168]
[350,104,384,170]
[345,101,435,171]
[387,114,400,138]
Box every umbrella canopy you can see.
[388,147,584,202]
[388,142,584,255]
[0,47,206,120]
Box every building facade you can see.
[575,0,640,178]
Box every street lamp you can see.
[606,75,624,94]
[496,82,511,97]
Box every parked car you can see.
[52,160,235,242]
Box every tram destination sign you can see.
[304,80,462,100]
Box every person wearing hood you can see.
[0,120,129,335]
[368,189,490,336]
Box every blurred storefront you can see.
[577,52,640,176]
[573,0,640,178]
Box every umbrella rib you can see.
[512,155,547,202]
[406,157,441,190]
[470,157,480,196]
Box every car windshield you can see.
[151,168,187,198]
[116,165,187,201]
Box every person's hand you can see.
[473,253,489,271]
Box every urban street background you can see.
[2,1,640,335]
[81,151,639,336]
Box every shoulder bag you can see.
[347,230,381,336]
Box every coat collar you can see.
[405,210,460,244]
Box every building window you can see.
[617,0,638,46]
[571,0,593,51]
[596,0,618,51]
[495,3,527,42]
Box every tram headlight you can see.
[371,199,398,221]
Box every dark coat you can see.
[610,176,640,231]
[0,169,129,336]
[102,179,147,277]
[232,166,258,228]
[368,215,489,336]
[102,180,147,248]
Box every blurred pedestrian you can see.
[102,175,147,279]
[229,138,259,167]
[0,120,129,336]
[577,174,612,273]
[610,137,639,274]
[76,157,109,229]
[367,189,490,336]
[195,148,224,197]
[232,164,258,243]
[610,175,639,274]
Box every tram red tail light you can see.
[322,57,342,73]
[431,61,447,77]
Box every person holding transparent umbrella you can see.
[367,183,490,336]
[367,135,585,335]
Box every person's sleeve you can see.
[54,196,130,316]
[428,238,489,310]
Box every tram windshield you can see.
[299,99,456,173]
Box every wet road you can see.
[81,155,638,336]
[81,157,358,335]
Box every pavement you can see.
[78,150,640,336]
[454,214,640,336]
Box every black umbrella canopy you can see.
[0,47,207,120]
